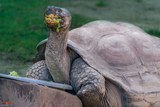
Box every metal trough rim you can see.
[0,74,73,90]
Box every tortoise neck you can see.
[45,29,70,84]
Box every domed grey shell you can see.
[68,21,160,98]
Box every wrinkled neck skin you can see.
[45,29,70,84]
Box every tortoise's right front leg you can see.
[70,58,122,107]
[26,60,53,81]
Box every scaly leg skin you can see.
[26,60,53,81]
[70,58,122,107]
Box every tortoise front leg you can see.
[26,60,53,81]
[70,58,122,107]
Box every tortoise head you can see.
[44,6,71,32]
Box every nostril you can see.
[46,11,53,15]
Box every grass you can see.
[146,29,160,37]
[95,0,108,7]
[0,0,49,61]
[71,14,96,29]
[135,0,143,3]
[1,0,160,63]
[0,0,95,62]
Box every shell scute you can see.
[97,34,137,66]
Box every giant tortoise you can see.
[26,6,160,107]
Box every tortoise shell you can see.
[68,21,160,105]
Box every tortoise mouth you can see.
[45,13,61,32]
[44,6,70,32]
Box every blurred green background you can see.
[0,0,160,75]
